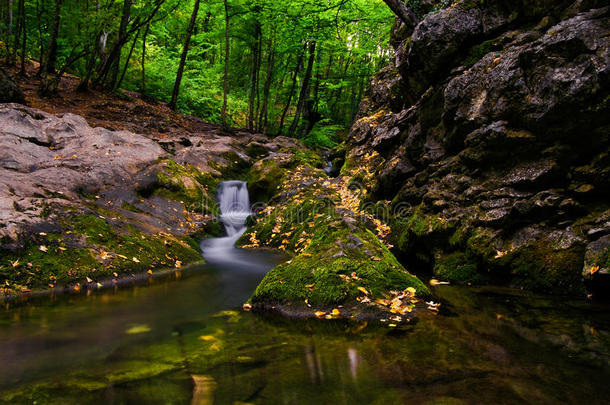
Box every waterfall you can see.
[217,180,251,237]
[200,181,253,264]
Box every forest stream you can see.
[1,182,610,404]
[0,0,609,403]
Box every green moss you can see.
[434,252,482,284]
[247,159,285,203]
[121,201,143,213]
[0,212,203,291]
[463,39,499,67]
[153,159,219,215]
[244,173,430,308]
[503,242,585,294]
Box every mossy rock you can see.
[243,163,430,316]
[501,241,586,294]
[0,212,203,291]
[433,251,482,284]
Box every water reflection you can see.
[1,274,610,403]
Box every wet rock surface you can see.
[347,0,610,294]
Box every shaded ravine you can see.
[1,183,610,403]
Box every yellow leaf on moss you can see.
[590,265,600,275]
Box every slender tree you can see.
[288,41,315,136]
[169,0,201,110]
[278,47,304,135]
[221,0,230,129]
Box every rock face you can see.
[0,68,25,104]
[347,1,610,294]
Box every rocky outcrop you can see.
[0,104,299,293]
[347,1,609,294]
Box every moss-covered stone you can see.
[242,160,430,318]
[0,211,203,292]
[501,241,586,294]
[154,159,219,215]
[433,251,482,284]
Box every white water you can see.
[201,181,272,270]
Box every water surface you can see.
[1,261,610,404]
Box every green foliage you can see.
[3,0,396,135]
[302,119,344,149]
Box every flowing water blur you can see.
[1,182,610,403]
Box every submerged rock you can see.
[346,0,610,294]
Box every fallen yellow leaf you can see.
[590,265,600,275]
[331,308,340,316]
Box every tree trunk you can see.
[169,0,200,111]
[77,46,97,92]
[247,20,261,131]
[43,0,62,75]
[108,0,132,89]
[278,47,304,135]
[36,0,44,66]
[5,0,13,64]
[221,0,229,129]
[12,0,22,66]
[288,41,315,137]
[117,27,140,90]
[258,42,275,133]
[19,0,26,75]
[141,23,150,94]
[381,0,419,28]
[39,0,62,95]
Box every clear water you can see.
[1,258,610,404]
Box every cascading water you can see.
[217,180,251,239]
[200,181,282,274]
[200,181,251,261]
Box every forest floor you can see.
[7,61,219,141]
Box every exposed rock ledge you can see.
[347,0,609,295]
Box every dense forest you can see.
[0,0,405,147]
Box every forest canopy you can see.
[0,0,401,147]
